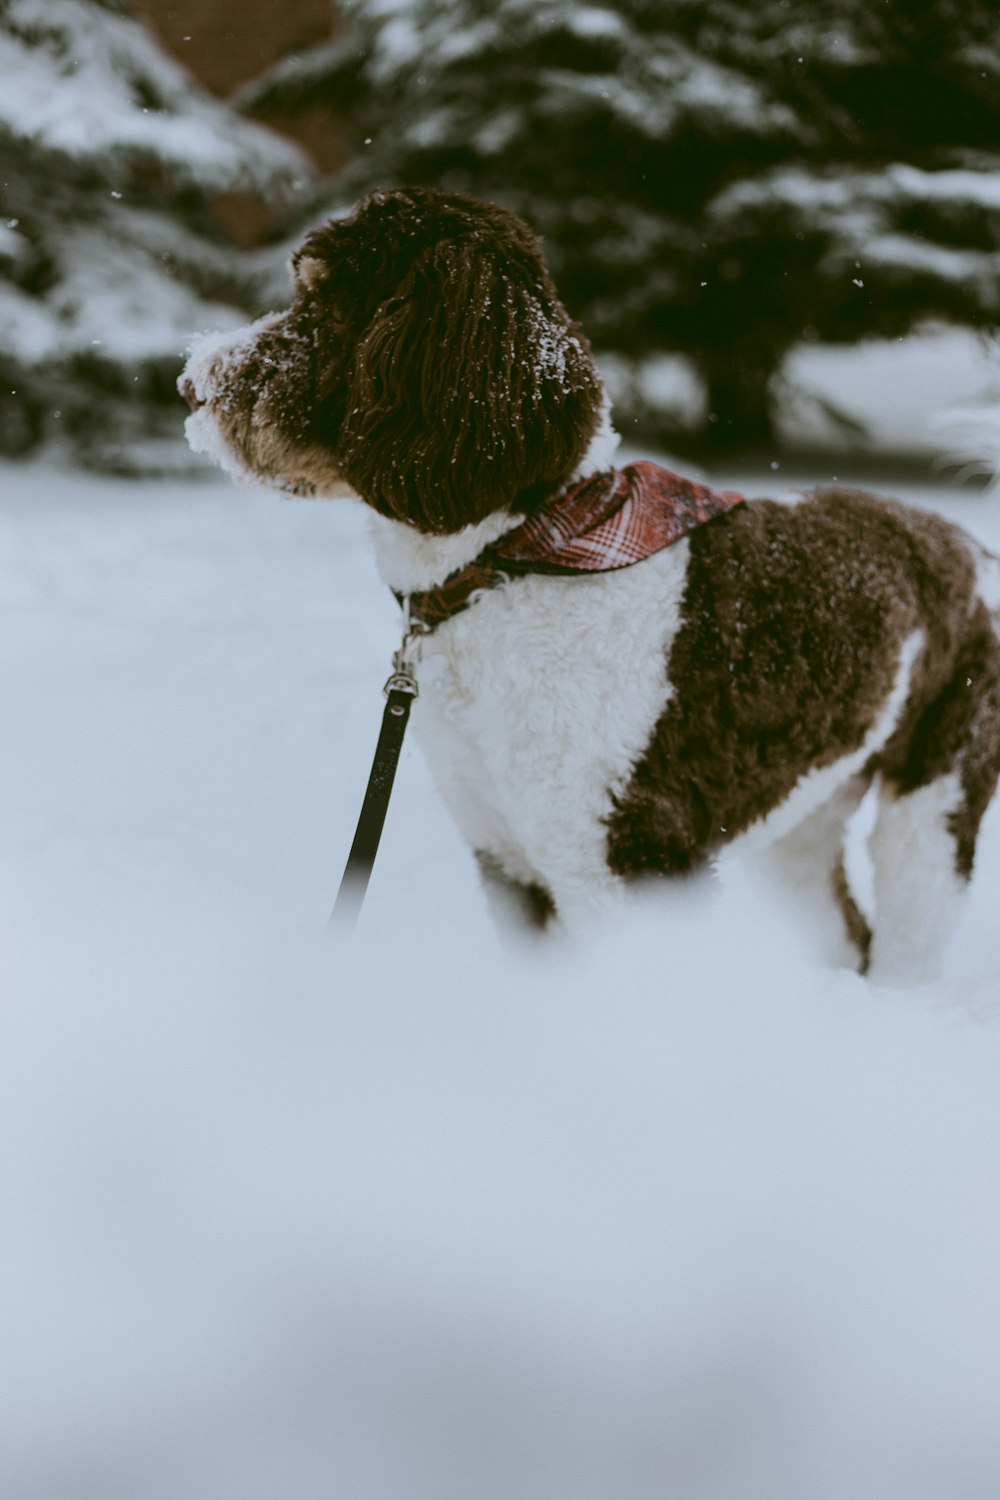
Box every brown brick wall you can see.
[130,0,347,240]
[131,0,336,98]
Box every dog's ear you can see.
[337,234,602,533]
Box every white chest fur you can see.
[371,518,692,925]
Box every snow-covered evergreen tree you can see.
[0,0,311,467]
[252,0,1000,452]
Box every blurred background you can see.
[2,0,998,475]
[5,9,1000,1500]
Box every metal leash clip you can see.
[384,594,426,708]
[332,596,427,926]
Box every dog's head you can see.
[180,188,603,535]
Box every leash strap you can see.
[329,615,422,929]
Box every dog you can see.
[179,186,1000,981]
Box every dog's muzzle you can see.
[179,376,202,412]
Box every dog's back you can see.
[606,488,1000,885]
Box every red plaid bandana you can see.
[405,461,745,633]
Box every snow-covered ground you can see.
[781,326,1000,460]
[3,457,1000,1500]
[602,326,1000,467]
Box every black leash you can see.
[328,606,423,929]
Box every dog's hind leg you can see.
[866,773,969,984]
[741,775,874,971]
[867,612,1000,985]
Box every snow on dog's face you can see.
[181,312,337,495]
[179,187,603,534]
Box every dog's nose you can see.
[179,376,202,411]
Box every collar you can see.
[401,461,745,633]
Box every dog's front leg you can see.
[474,849,627,937]
[542,871,629,934]
[474,851,555,934]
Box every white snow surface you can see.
[0,0,307,191]
[0,219,249,364]
[782,325,1000,457]
[355,0,800,141]
[3,458,1000,1498]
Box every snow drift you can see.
[2,461,1000,1499]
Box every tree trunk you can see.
[703,360,777,454]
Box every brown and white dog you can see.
[179,187,1000,981]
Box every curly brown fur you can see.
[183,188,602,532]
[605,489,1000,881]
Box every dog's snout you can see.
[179,376,202,412]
